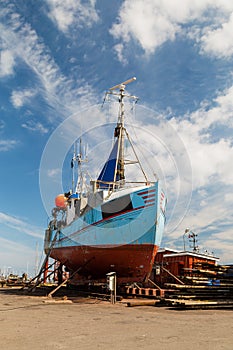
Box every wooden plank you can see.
[165,283,227,289]
[43,299,73,304]
[170,299,233,309]
[126,300,159,307]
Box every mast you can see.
[109,77,137,184]
[98,77,149,189]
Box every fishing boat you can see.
[44,77,167,284]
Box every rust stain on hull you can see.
[51,244,158,283]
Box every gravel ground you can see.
[0,288,233,350]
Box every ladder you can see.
[22,229,60,292]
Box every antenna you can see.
[102,77,137,108]
[74,138,88,196]
[109,77,136,91]
[71,141,77,193]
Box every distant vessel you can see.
[44,78,167,284]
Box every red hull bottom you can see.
[51,244,158,284]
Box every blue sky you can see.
[1,0,233,275]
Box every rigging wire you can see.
[127,101,158,180]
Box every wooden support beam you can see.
[161,266,185,285]
[48,257,95,298]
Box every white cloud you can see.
[212,227,233,242]
[0,212,43,239]
[0,139,18,152]
[0,234,44,276]
[113,43,128,65]
[10,89,36,109]
[163,183,233,263]
[0,4,97,119]
[46,0,99,33]
[110,0,233,60]
[0,236,38,275]
[21,120,49,134]
[47,168,61,178]
[157,80,233,263]
[0,237,30,255]
[200,12,233,58]
[167,84,233,189]
[0,49,15,77]
[0,120,5,130]
[201,237,233,264]
[0,214,44,275]
[110,0,179,55]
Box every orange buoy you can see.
[55,194,67,208]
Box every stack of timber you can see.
[160,264,233,309]
[163,275,233,309]
[181,262,233,286]
[164,282,233,298]
[159,299,233,310]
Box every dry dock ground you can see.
[0,288,233,350]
